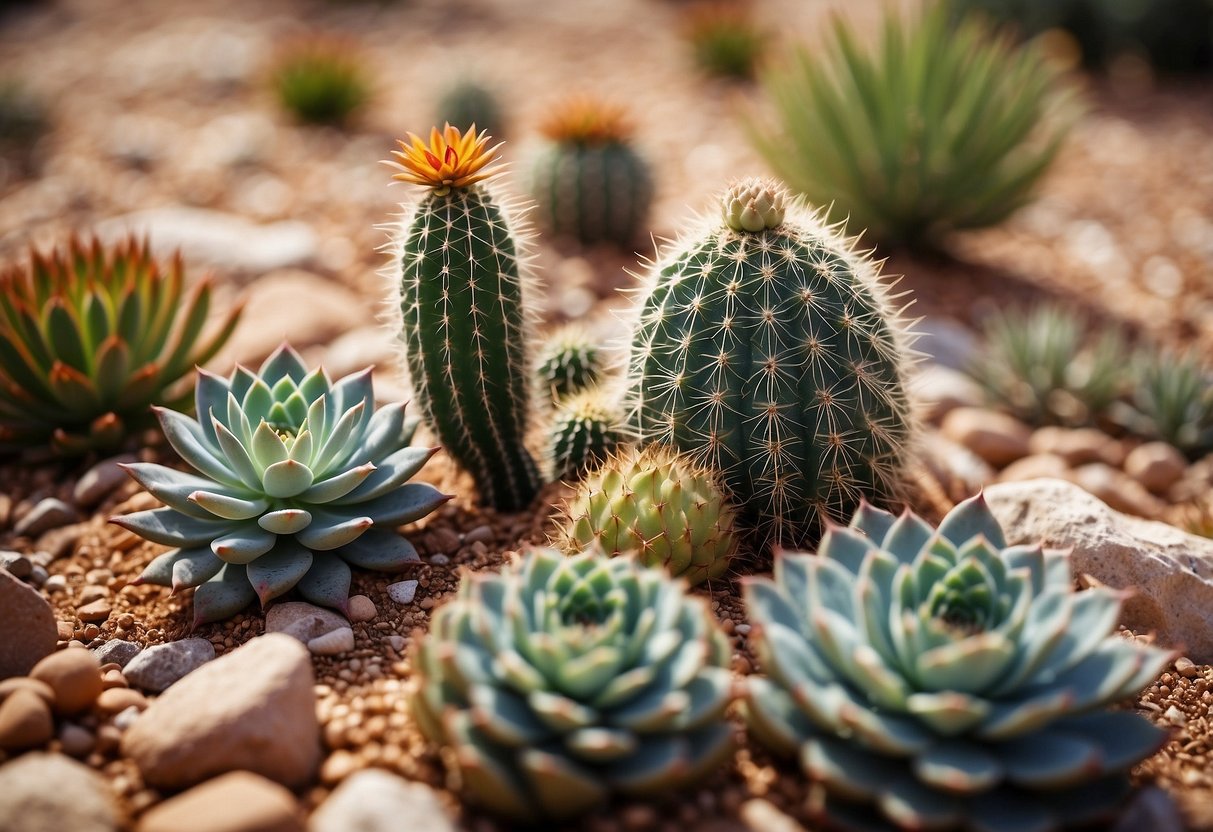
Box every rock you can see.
[914,316,979,372]
[0,688,55,751]
[909,365,985,424]
[28,565,48,587]
[29,649,103,714]
[0,751,119,832]
[94,687,149,716]
[346,595,376,623]
[939,407,1031,468]
[1070,463,1165,518]
[77,599,112,623]
[14,498,79,537]
[307,327,396,380]
[738,799,808,832]
[309,769,458,832]
[122,638,215,692]
[916,431,994,493]
[0,550,32,579]
[266,602,349,646]
[1124,442,1187,495]
[91,639,142,669]
[998,453,1070,483]
[985,478,1213,662]
[73,455,137,508]
[387,580,418,605]
[0,677,54,704]
[97,207,317,275]
[1110,786,1183,832]
[463,525,493,545]
[58,723,96,758]
[137,771,303,832]
[121,633,321,789]
[306,628,354,656]
[1028,426,1120,467]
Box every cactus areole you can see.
[390,125,542,511]
[627,179,913,546]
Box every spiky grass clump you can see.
[752,3,1073,249]
[0,236,240,456]
[626,178,914,547]
[435,78,503,138]
[683,1,766,79]
[547,388,625,480]
[968,305,1128,428]
[535,325,605,405]
[1123,350,1213,461]
[270,36,371,127]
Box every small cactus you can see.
[389,124,542,511]
[558,444,739,585]
[270,36,371,127]
[683,1,766,79]
[547,387,625,480]
[535,324,604,404]
[626,178,914,546]
[435,78,503,138]
[530,96,653,248]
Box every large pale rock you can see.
[309,769,460,832]
[121,634,321,789]
[137,771,303,832]
[985,478,1213,661]
[0,570,56,679]
[0,751,119,832]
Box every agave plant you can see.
[112,345,449,627]
[1121,349,1213,461]
[409,546,734,821]
[0,236,240,456]
[752,3,1073,249]
[744,494,1173,831]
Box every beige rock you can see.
[306,628,354,657]
[138,771,303,832]
[0,751,118,832]
[1124,442,1187,495]
[909,365,984,425]
[0,688,54,751]
[1028,426,1121,467]
[1071,463,1165,518]
[309,769,459,832]
[939,407,1031,467]
[265,602,349,645]
[998,453,1070,483]
[0,570,57,679]
[121,634,321,789]
[985,478,1213,662]
[916,431,994,492]
[0,677,54,704]
[94,687,149,716]
[346,595,376,624]
[29,648,103,715]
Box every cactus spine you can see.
[390,125,542,511]
[626,178,913,545]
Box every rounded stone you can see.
[940,407,1031,468]
[136,770,303,832]
[29,648,103,715]
[94,687,149,717]
[265,602,349,645]
[0,688,55,751]
[0,751,119,832]
[0,677,55,705]
[346,595,376,623]
[122,638,215,693]
[1124,442,1187,495]
[0,570,57,680]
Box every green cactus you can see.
[435,78,503,138]
[390,125,542,511]
[627,178,913,546]
[270,36,371,127]
[536,324,604,404]
[530,97,653,248]
[547,387,625,480]
[744,493,1173,831]
[559,444,738,585]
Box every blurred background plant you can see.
[1118,350,1213,460]
[434,77,504,138]
[269,35,372,127]
[0,78,48,178]
[681,1,766,80]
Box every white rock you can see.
[985,478,1213,662]
[387,580,418,605]
[309,769,459,832]
[266,602,349,645]
[306,627,354,656]
[0,751,119,832]
[122,638,215,692]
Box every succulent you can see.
[744,494,1173,831]
[968,305,1128,428]
[536,324,605,405]
[751,3,1072,249]
[435,78,503,138]
[111,345,449,627]
[409,546,734,820]
[270,36,371,127]
[683,1,766,79]
[626,178,913,547]
[0,236,240,456]
[530,96,654,248]
[547,387,625,481]
[1121,349,1213,461]
[389,124,542,511]
[558,444,738,585]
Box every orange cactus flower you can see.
[388,123,503,196]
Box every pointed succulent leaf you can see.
[111,507,233,548]
[337,528,420,571]
[258,508,312,535]
[192,563,256,628]
[296,553,353,615]
[247,538,314,606]
[261,459,315,498]
[171,548,225,590]
[189,489,271,521]
[211,525,278,564]
[295,509,372,550]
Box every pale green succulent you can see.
[745,494,1173,831]
[409,546,735,821]
[112,344,449,627]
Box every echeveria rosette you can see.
[744,494,1174,832]
[409,546,735,821]
[112,345,450,627]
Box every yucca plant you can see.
[1120,350,1213,461]
[409,546,734,821]
[270,36,371,127]
[745,493,1173,831]
[752,2,1073,249]
[968,305,1128,428]
[683,1,766,79]
[0,236,240,456]
[112,345,449,627]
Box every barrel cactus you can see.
[744,493,1174,831]
[389,124,542,511]
[530,96,653,248]
[112,345,449,627]
[536,324,605,405]
[626,178,914,546]
[409,546,734,820]
[558,445,738,585]
[435,78,503,138]
[547,387,625,480]
[0,236,240,456]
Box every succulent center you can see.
[723,178,787,232]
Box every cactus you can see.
[682,1,766,79]
[270,36,371,127]
[530,96,653,248]
[547,387,625,480]
[435,78,503,138]
[389,124,542,511]
[558,444,738,584]
[626,178,913,546]
[535,324,604,404]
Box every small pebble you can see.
[58,723,96,758]
[387,635,406,652]
[463,525,493,544]
[1175,657,1198,678]
[92,639,142,669]
[14,498,80,537]
[346,595,377,623]
[44,575,67,593]
[95,687,149,716]
[429,554,450,566]
[387,580,418,605]
[0,689,54,751]
[123,638,215,692]
[307,627,355,656]
[0,551,31,579]
[30,648,104,715]
[76,599,112,623]
[112,705,143,731]
[28,565,48,587]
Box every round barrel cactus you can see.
[744,493,1174,831]
[626,178,913,546]
[112,345,449,626]
[559,444,738,585]
[536,324,604,405]
[547,387,625,480]
[410,546,734,820]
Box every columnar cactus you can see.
[530,96,653,248]
[547,387,624,480]
[626,178,913,546]
[536,324,604,404]
[558,444,739,584]
[389,124,542,511]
